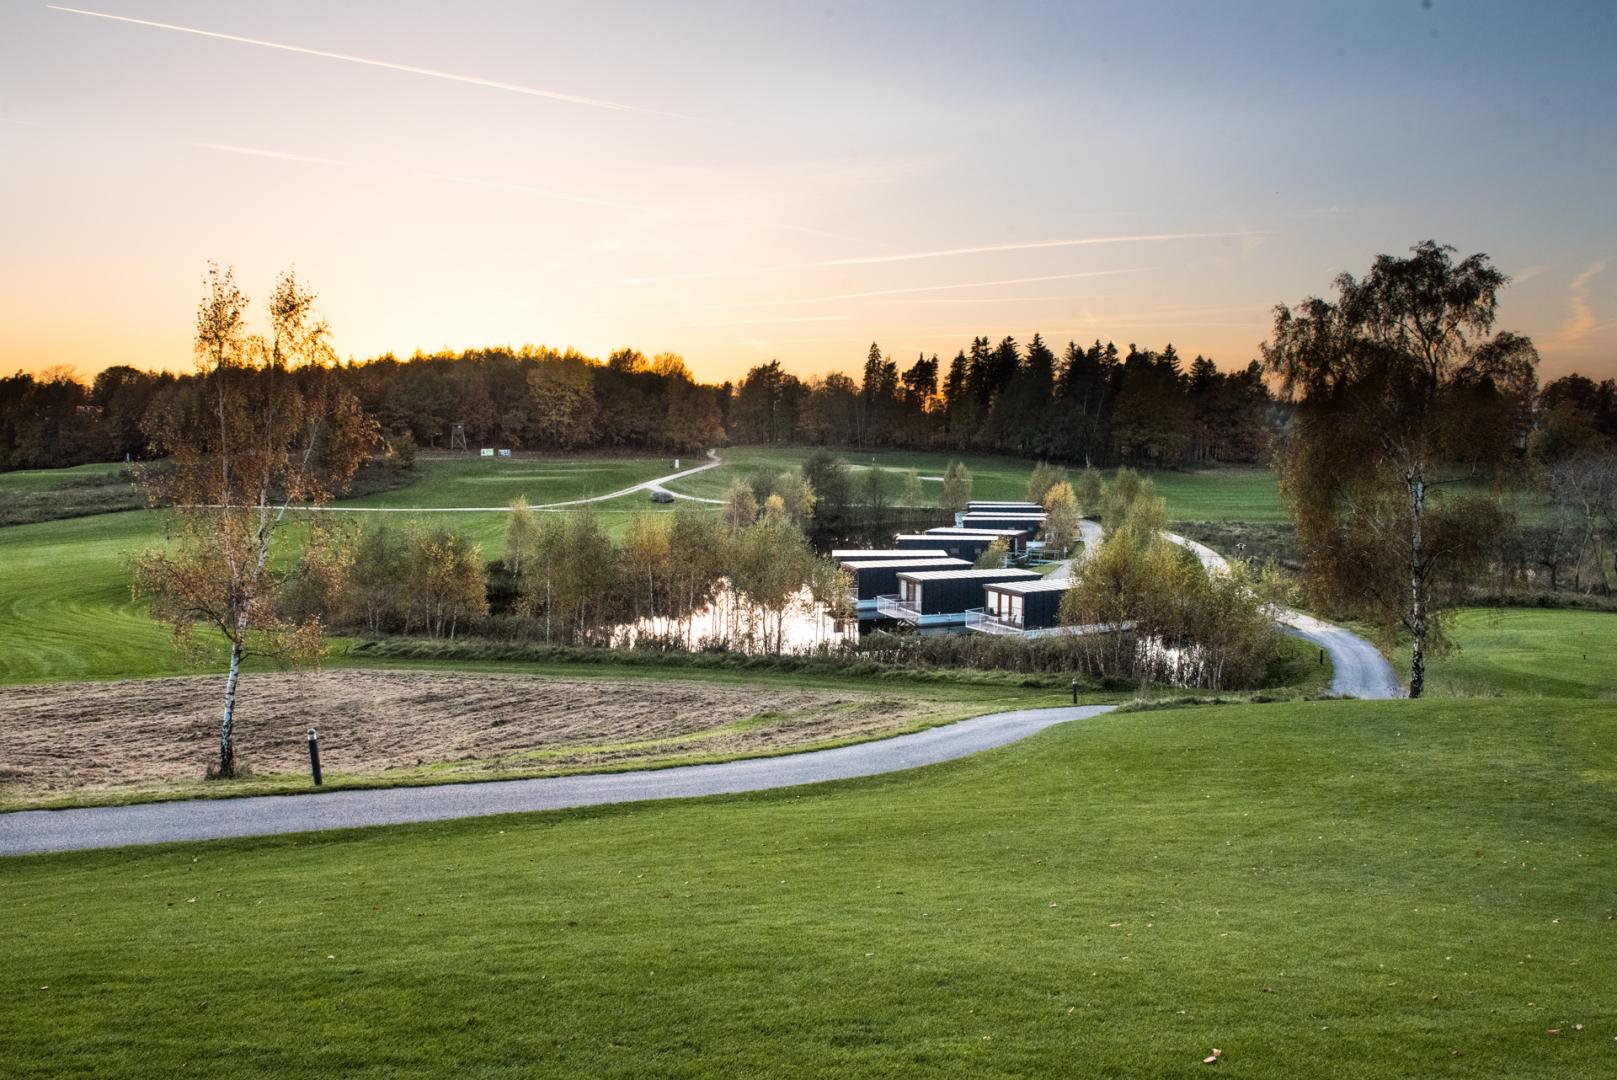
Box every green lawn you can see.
[339,453,679,509]
[1404,608,1617,699]
[3,696,1614,1078]
[0,511,185,683]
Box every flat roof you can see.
[897,568,1043,582]
[925,527,1027,536]
[839,558,970,570]
[832,548,949,559]
[961,512,1046,520]
[968,502,1043,509]
[983,577,1074,594]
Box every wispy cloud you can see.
[1545,259,1609,349]
[606,231,1256,285]
[197,142,345,166]
[1510,264,1550,285]
[48,5,690,119]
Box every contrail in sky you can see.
[48,5,689,119]
[690,315,851,327]
[1548,259,1608,349]
[197,142,344,166]
[607,232,1255,285]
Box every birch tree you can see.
[1041,481,1081,553]
[1262,242,1538,696]
[941,460,972,512]
[132,266,377,777]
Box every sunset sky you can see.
[2,1,1614,385]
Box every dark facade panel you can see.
[897,569,1042,614]
[896,533,996,559]
[843,558,970,600]
[960,513,1046,533]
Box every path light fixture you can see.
[307,728,323,786]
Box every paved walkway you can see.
[1162,530,1401,699]
[0,705,1113,856]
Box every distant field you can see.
[1405,607,1617,699]
[5,696,1614,1078]
[664,447,1290,521]
[0,501,680,686]
[339,453,678,509]
[0,453,695,685]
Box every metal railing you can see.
[963,607,1024,635]
[874,594,923,622]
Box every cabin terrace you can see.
[876,567,1042,626]
[965,577,1074,636]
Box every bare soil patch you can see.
[0,671,954,803]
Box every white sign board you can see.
[480,448,494,457]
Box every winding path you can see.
[0,705,1113,856]
[1161,531,1401,699]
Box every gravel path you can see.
[0,705,1113,856]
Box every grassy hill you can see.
[1397,609,1617,699]
[3,696,1613,1078]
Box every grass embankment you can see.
[3,696,1614,1078]
[0,462,144,526]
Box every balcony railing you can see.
[963,607,1025,635]
[874,594,923,622]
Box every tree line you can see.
[727,338,1274,466]
[6,327,1612,477]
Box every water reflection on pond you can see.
[609,581,960,654]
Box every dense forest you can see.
[3,336,1615,472]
